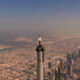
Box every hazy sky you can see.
[0,0,80,39]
